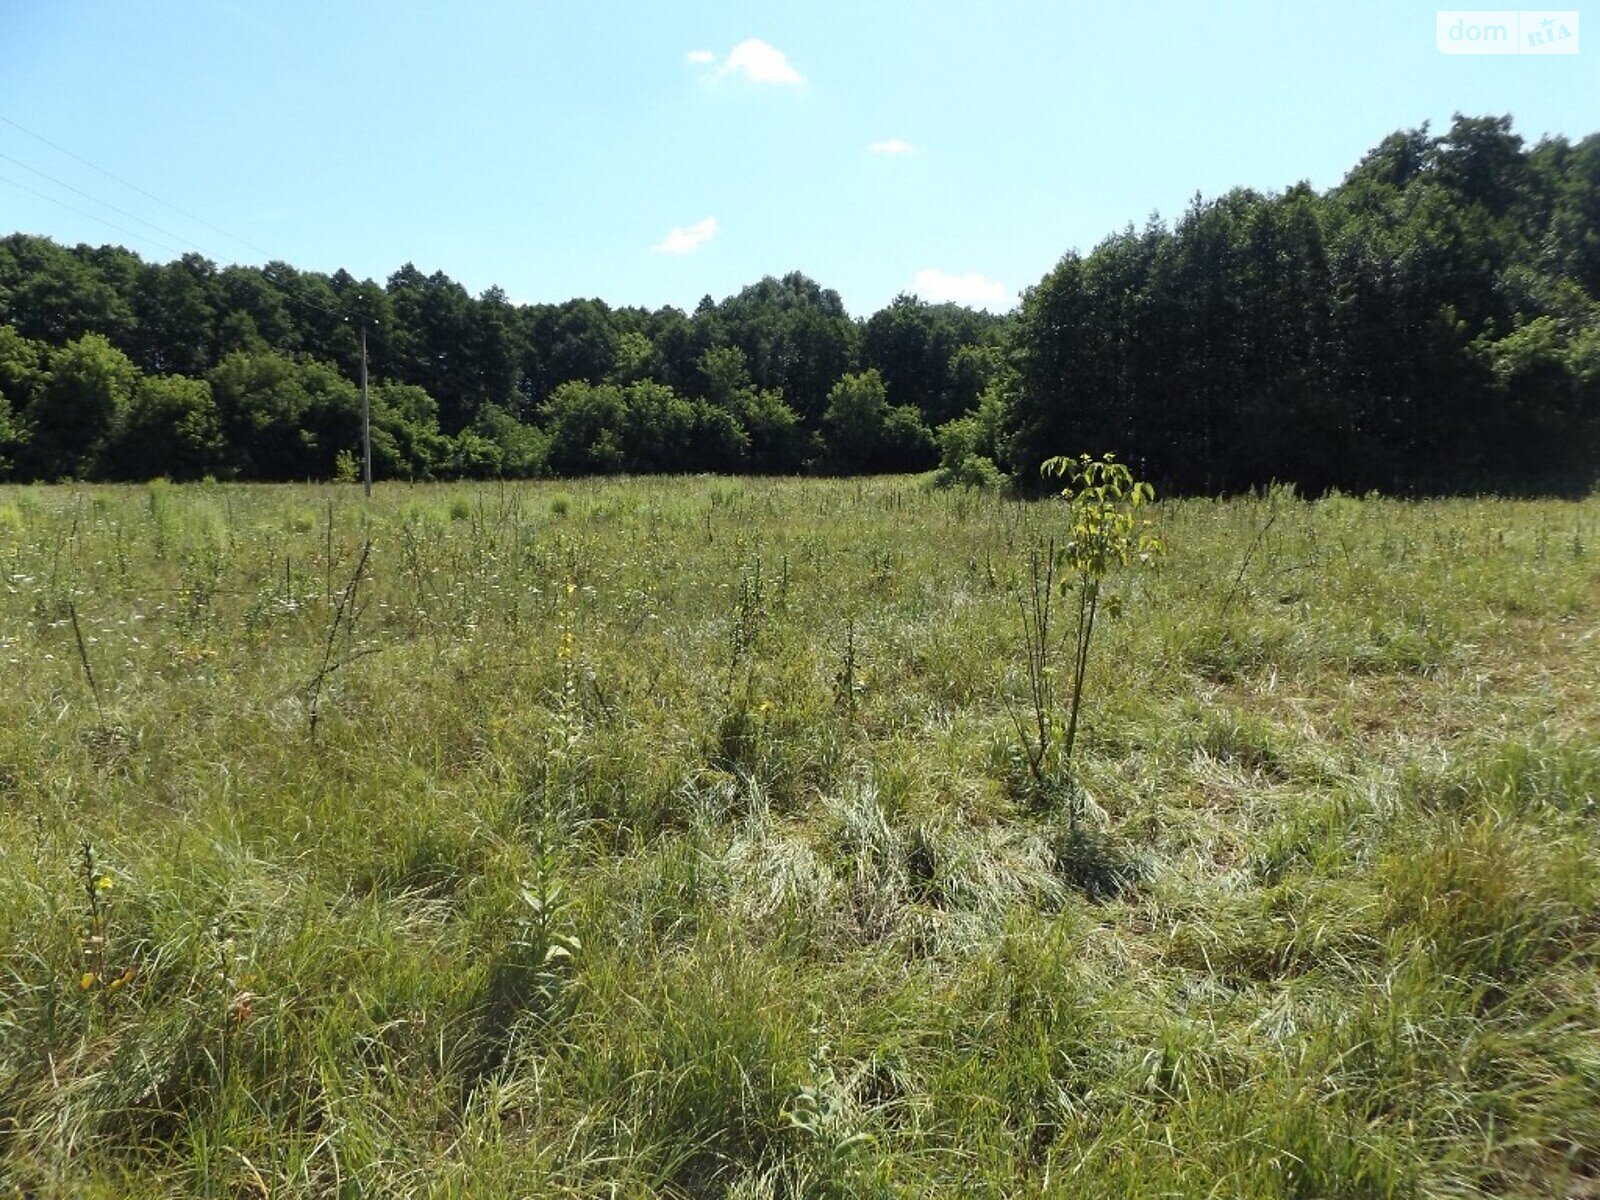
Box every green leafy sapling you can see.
[1012,453,1166,815]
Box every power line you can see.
[0,174,369,330]
[0,167,363,325]
[0,114,376,332]
[0,150,211,257]
[1,118,382,498]
[0,170,189,258]
[0,111,278,260]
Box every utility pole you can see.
[359,320,372,499]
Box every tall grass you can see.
[0,478,1596,1197]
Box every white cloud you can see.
[723,38,803,83]
[652,216,719,255]
[868,138,915,156]
[689,38,804,84]
[912,269,1012,309]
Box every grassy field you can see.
[1,476,1597,1198]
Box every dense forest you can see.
[1,114,1596,493]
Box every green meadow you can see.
[1,477,1597,1198]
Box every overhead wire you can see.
[0,170,190,258]
[0,119,373,329]
[0,118,381,484]
[0,111,278,260]
[0,150,212,256]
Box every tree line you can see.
[1001,114,1600,495]
[0,248,1004,482]
[1,113,1596,493]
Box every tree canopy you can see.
[0,114,1595,493]
[1006,116,1600,495]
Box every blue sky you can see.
[0,1,1591,316]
